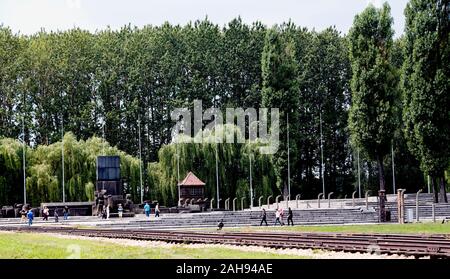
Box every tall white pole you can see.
[249,153,253,208]
[102,123,105,156]
[22,115,26,205]
[427,175,431,193]
[391,144,396,194]
[357,149,361,198]
[287,113,291,200]
[176,138,181,206]
[320,112,325,197]
[138,116,143,204]
[215,115,220,209]
[62,115,65,203]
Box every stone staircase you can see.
[95,207,379,230]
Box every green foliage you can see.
[348,3,399,191]
[147,125,277,205]
[0,138,25,205]
[1,13,442,206]
[261,27,299,194]
[0,133,142,206]
[402,0,450,177]
[348,3,399,160]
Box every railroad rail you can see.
[1,226,450,258]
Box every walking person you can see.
[280,207,285,226]
[118,204,123,219]
[217,219,224,230]
[260,208,268,226]
[27,210,34,226]
[274,208,282,226]
[42,206,49,221]
[144,202,150,218]
[154,203,160,218]
[102,205,107,219]
[63,206,69,220]
[20,208,27,223]
[54,207,59,223]
[287,207,294,226]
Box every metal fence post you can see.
[258,196,263,209]
[233,198,237,211]
[365,190,371,210]
[328,192,334,208]
[267,195,272,209]
[285,196,289,208]
[241,197,245,210]
[317,193,324,208]
[416,189,423,222]
[210,198,215,210]
[296,194,301,209]
[397,189,402,224]
[397,189,406,224]
[225,198,230,210]
[352,191,357,207]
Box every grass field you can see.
[0,232,307,259]
[223,222,450,234]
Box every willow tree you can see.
[0,138,25,205]
[402,0,450,203]
[348,3,399,221]
[147,124,277,206]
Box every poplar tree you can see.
[402,0,449,203]
[348,3,399,220]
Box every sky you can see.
[0,0,409,37]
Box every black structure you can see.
[96,156,121,195]
[94,156,134,217]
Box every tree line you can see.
[0,1,448,206]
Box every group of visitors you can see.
[260,207,294,226]
[21,205,69,226]
[99,204,124,219]
[144,202,160,218]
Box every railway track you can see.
[1,226,450,258]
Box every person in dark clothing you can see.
[287,207,294,226]
[54,207,59,223]
[217,219,224,230]
[63,206,69,220]
[260,208,268,226]
[155,203,160,218]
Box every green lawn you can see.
[223,222,450,234]
[0,232,307,259]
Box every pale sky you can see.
[0,0,408,37]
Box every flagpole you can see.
[320,111,325,197]
[138,116,143,204]
[287,112,291,200]
[391,144,396,194]
[249,153,253,208]
[215,115,220,209]
[22,115,26,205]
[176,138,181,206]
[62,114,65,203]
[357,148,361,198]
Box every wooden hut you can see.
[178,172,205,203]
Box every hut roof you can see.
[178,171,205,187]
